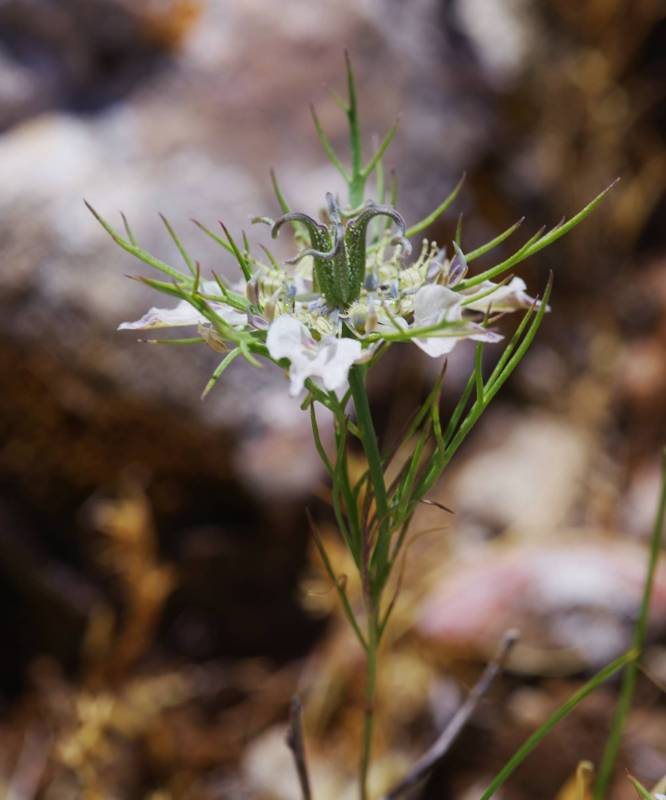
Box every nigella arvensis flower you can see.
[88,55,612,400]
[108,190,553,397]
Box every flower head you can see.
[91,53,612,400]
[115,192,544,397]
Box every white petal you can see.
[267,315,363,397]
[414,334,459,357]
[413,284,462,327]
[119,298,246,331]
[415,321,503,358]
[118,300,205,330]
[462,277,537,313]
[285,362,309,397]
[312,338,363,393]
[469,326,504,343]
[201,279,225,296]
[211,303,247,328]
[266,315,312,361]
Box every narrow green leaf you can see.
[478,649,637,800]
[455,213,463,247]
[485,302,537,390]
[381,364,446,471]
[242,230,252,260]
[259,244,281,271]
[191,218,234,254]
[465,217,525,263]
[627,776,657,800]
[388,168,398,208]
[142,336,205,345]
[362,117,400,179]
[269,170,308,241]
[239,339,262,367]
[344,50,364,207]
[481,274,553,406]
[219,221,252,281]
[405,175,465,238]
[86,200,191,284]
[160,213,197,276]
[458,181,618,291]
[455,227,545,291]
[120,212,137,245]
[310,104,349,180]
[307,510,367,651]
[192,262,201,296]
[374,139,385,204]
[370,139,386,244]
[128,274,188,300]
[444,372,475,447]
[414,275,553,506]
[204,271,248,312]
[309,401,334,476]
[345,49,361,175]
[523,179,619,259]
[595,447,666,799]
[201,347,242,399]
[474,342,484,403]
[270,168,291,214]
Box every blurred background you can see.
[0,1,665,798]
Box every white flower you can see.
[408,284,502,358]
[460,276,540,313]
[267,314,364,397]
[118,281,246,331]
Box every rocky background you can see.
[0,1,665,798]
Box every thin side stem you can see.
[594,448,666,799]
[308,511,367,652]
[348,366,390,588]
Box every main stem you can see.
[360,603,379,800]
[348,364,389,799]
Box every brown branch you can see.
[286,696,313,800]
[383,629,520,800]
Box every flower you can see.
[119,281,246,331]
[460,276,542,313]
[409,284,503,357]
[266,315,364,396]
[115,195,542,398]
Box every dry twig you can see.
[286,696,313,800]
[384,629,520,799]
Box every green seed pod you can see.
[272,197,409,310]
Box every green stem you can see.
[346,364,389,799]
[348,365,391,587]
[594,448,666,799]
[480,649,637,800]
[360,604,379,800]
